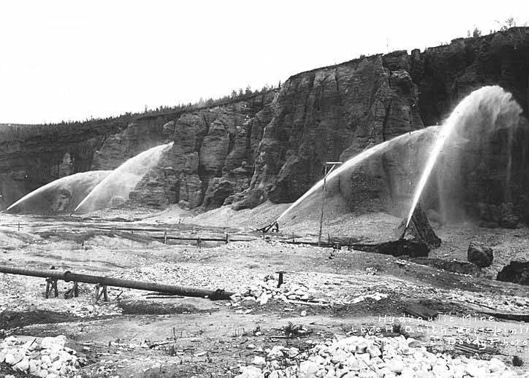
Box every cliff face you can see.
[244,28,529,220]
[129,92,277,209]
[411,29,529,125]
[1,28,528,221]
[0,119,129,209]
[247,52,423,205]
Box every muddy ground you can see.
[2,206,529,377]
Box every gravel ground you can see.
[2,207,529,376]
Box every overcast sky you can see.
[0,0,527,124]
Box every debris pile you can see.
[0,335,82,377]
[237,335,524,378]
[232,275,390,307]
[233,275,324,305]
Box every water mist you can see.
[74,142,174,213]
[406,86,523,227]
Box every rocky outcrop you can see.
[1,28,529,218]
[411,29,529,126]
[91,115,172,170]
[247,53,423,205]
[129,92,277,209]
[245,29,529,218]
[0,118,128,209]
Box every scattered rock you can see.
[467,242,493,267]
[233,276,323,305]
[513,355,524,367]
[251,356,266,367]
[239,335,518,378]
[0,335,80,377]
[236,365,263,378]
[299,360,320,377]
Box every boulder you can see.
[236,365,263,378]
[497,261,529,285]
[467,242,493,268]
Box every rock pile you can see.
[233,275,325,305]
[232,274,390,307]
[236,335,525,378]
[0,335,81,377]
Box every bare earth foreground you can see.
[2,202,529,377]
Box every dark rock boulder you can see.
[497,261,529,285]
[467,242,493,267]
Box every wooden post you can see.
[64,281,79,299]
[164,231,167,244]
[95,284,109,302]
[277,271,285,288]
[45,278,58,298]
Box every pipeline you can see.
[0,265,233,300]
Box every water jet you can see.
[6,170,111,214]
[74,142,174,213]
[405,86,523,228]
